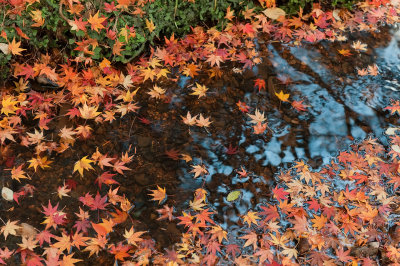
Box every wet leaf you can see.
[227,190,241,202]
[386,127,400,135]
[1,187,13,201]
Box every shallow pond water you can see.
[2,25,400,259]
[128,25,400,236]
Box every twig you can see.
[58,0,70,24]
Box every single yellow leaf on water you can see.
[227,190,241,202]
[275,90,290,102]
[73,156,95,177]
[190,83,208,99]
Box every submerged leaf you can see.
[227,190,241,202]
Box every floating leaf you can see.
[392,145,400,154]
[227,190,241,202]
[385,127,399,136]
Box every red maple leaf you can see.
[42,200,59,216]
[65,108,81,119]
[272,186,289,201]
[65,179,77,190]
[336,248,353,262]
[165,149,180,160]
[206,241,221,256]
[307,198,321,212]
[291,100,308,111]
[350,173,368,185]
[385,101,400,115]
[225,144,238,155]
[254,79,266,92]
[95,172,119,189]
[226,244,241,258]
[17,64,35,80]
[36,229,55,246]
[195,209,215,225]
[79,192,94,207]
[90,192,109,210]
[241,23,255,36]
[259,205,280,222]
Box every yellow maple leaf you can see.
[73,156,95,177]
[242,211,260,227]
[275,90,290,102]
[8,38,25,56]
[30,10,45,27]
[99,58,111,69]
[1,95,19,116]
[28,156,52,172]
[190,83,208,99]
[145,19,156,33]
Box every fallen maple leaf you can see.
[148,186,166,204]
[291,100,309,111]
[275,90,290,102]
[338,49,352,56]
[240,231,258,250]
[196,114,212,127]
[73,156,95,177]
[0,220,20,240]
[272,185,289,201]
[254,79,266,92]
[79,103,101,119]
[242,211,260,227]
[385,101,400,115]
[8,38,25,56]
[88,11,106,32]
[145,19,156,33]
[248,109,267,124]
[190,164,208,178]
[10,164,29,182]
[190,83,208,98]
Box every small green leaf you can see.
[227,190,241,202]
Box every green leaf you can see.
[227,190,241,202]
[76,30,85,37]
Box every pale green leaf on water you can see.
[227,190,241,202]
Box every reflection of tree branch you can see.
[272,43,374,136]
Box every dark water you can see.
[131,26,400,232]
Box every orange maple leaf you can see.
[148,186,166,204]
[8,38,25,55]
[88,12,106,32]
[242,211,260,227]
